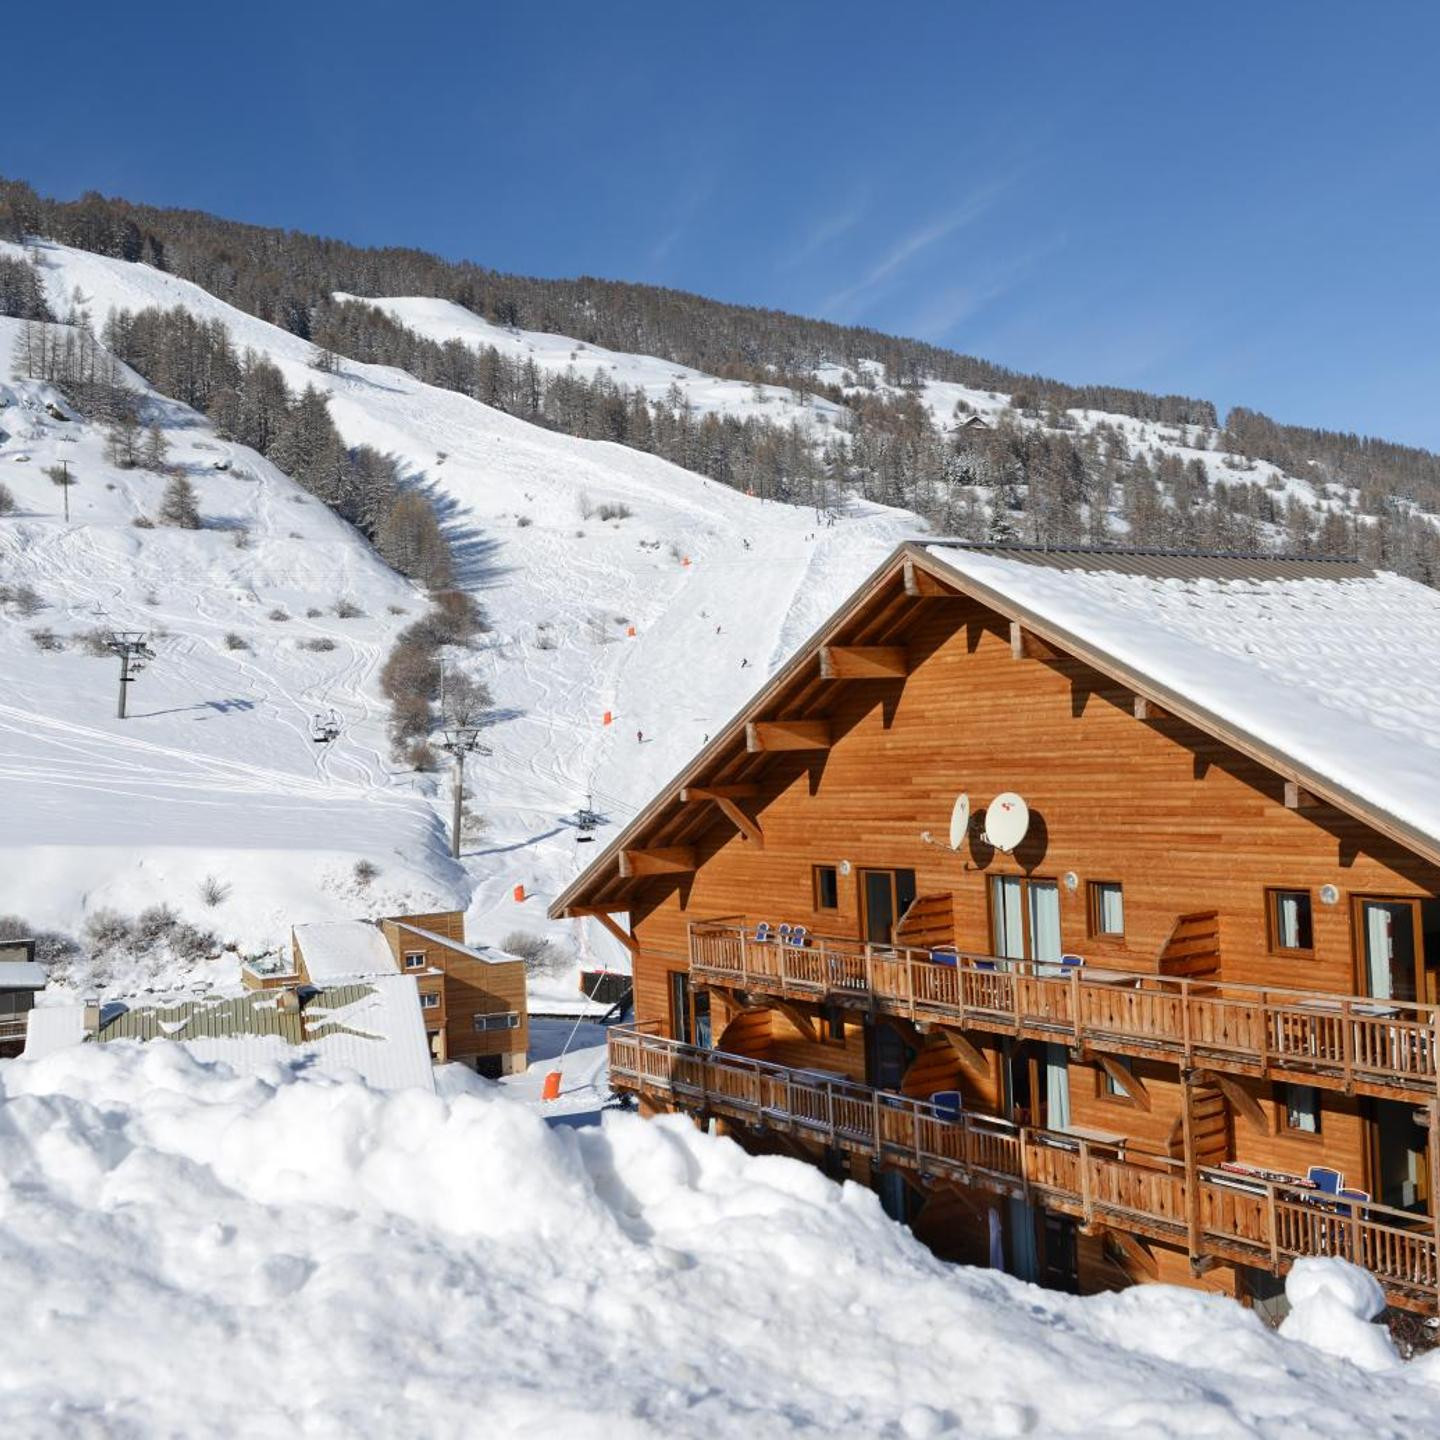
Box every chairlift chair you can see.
[310,710,341,744]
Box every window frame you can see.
[1266,887,1315,956]
[1094,1055,1138,1108]
[403,950,427,970]
[1086,880,1125,940]
[1279,1082,1322,1136]
[812,864,840,913]
[419,991,441,1010]
[473,1010,520,1032]
[988,873,1062,962]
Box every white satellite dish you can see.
[984,792,1030,852]
[949,793,970,851]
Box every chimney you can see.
[276,988,301,1013]
[82,998,101,1034]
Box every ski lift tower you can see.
[104,631,156,720]
[437,725,492,860]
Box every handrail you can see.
[609,1026,1440,1306]
[687,920,1440,1095]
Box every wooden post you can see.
[1341,997,1354,1092]
[1070,965,1082,1045]
[1267,1181,1279,1271]
[1079,1137,1093,1225]
[873,1090,883,1160]
[1180,1068,1202,1265]
[1180,977,1192,1067]
[906,950,915,1022]
[1430,1101,1440,1278]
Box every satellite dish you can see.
[984,792,1030,853]
[949,793,970,851]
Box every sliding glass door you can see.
[990,876,1061,963]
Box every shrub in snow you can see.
[0,913,78,965]
[596,502,632,522]
[268,607,291,622]
[0,481,14,514]
[132,515,156,529]
[404,739,438,771]
[440,671,492,727]
[223,631,250,650]
[1279,1258,1398,1371]
[352,859,380,888]
[305,606,323,618]
[386,604,406,616]
[299,637,337,652]
[76,627,112,657]
[8,583,46,616]
[29,627,63,652]
[333,597,365,618]
[197,875,231,908]
[83,905,218,963]
[502,929,564,976]
[516,514,533,527]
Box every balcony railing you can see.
[609,1023,1440,1312]
[0,1015,28,1045]
[688,920,1440,1101]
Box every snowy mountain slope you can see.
[344,292,850,436]
[0,316,462,970]
[1,1043,1435,1438]
[7,241,920,987]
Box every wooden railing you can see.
[0,1015,28,1043]
[609,1024,1440,1311]
[688,920,1440,1100]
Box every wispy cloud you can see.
[817,173,1019,321]
[780,191,870,271]
[905,232,1068,342]
[648,182,715,269]
[817,176,1014,321]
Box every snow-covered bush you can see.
[29,627,63,651]
[197,875,231,908]
[299,637,336,652]
[223,632,250,650]
[0,913,79,966]
[353,859,380,888]
[502,929,564,976]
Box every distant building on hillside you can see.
[246,909,528,1078]
[0,938,45,1057]
[553,539,1440,1320]
[24,974,435,1092]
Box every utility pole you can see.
[437,726,491,859]
[104,631,155,719]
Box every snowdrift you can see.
[0,1043,1435,1438]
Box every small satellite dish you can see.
[984,792,1030,853]
[949,793,970,851]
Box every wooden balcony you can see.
[689,920,1440,1102]
[0,1014,27,1055]
[609,1023,1440,1313]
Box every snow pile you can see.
[1280,1258,1397,1371]
[0,1044,1436,1438]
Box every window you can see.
[1267,889,1314,953]
[813,864,839,912]
[420,992,440,1010]
[1281,1083,1321,1135]
[826,1013,846,1043]
[474,1011,520,1032]
[1098,1056,1135,1102]
[403,951,426,970]
[990,876,1061,962]
[1087,881,1125,938]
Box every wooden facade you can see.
[553,543,1440,1314]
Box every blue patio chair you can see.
[931,1090,963,1118]
[929,948,958,967]
[788,925,809,947]
[776,923,792,945]
[1306,1166,1342,1195]
[752,921,772,944]
[1060,953,1085,968]
[974,958,997,972]
[1336,1186,1369,1218]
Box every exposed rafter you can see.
[1133,696,1171,722]
[617,845,696,879]
[1098,1055,1151,1111]
[681,787,764,847]
[903,556,949,597]
[746,720,831,752]
[1009,621,1062,662]
[819,645,909,681]
[1284,781,1319,810]
[569,907,639,955]
[680,783,759,800]
[1196,1069,1270,1134]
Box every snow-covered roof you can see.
[923,543,1440,860]
[23,975,434,1092]
[0,961,46,989]
[293,920,396,981]
[392,921,519,966]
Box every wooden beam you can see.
[942,1028,989,1076]
[768,1000,818,1044]
[680,784,759,801]
[572,907,638,955]
[1104,1228,1160,1281]
[1284,780,1319,810]
[1098,1056,1151,1111]
[617,845,696,879]
[1197,1070,1271,1134]
[746,720,831,752]
[680,786,764,846]
[902,557,949,597]
[819,645,909,681]
[1009,621,1060,661]
[1133,696,1172,722]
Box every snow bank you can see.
[0,1045,1435,1438]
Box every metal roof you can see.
[923,540,1374,582]
[94,986,378,1044]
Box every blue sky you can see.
[7,2,1440,445]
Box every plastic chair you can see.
[776,923,792,945]
[931,1090,963,1119]
[1060,954,1085,968]
[788,925,809,948]
[929,948,958,967]
[1336,1187,1369,1218]
[752,922,772,944]
[1306,1166,1342,1195]
[974,958,997,972]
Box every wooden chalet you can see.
[552,540,1440,1315]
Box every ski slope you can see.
[0,316,462,975]
[4,241,919,991]
[344,292,850,437]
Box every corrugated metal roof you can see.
[924,540,1374,582]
